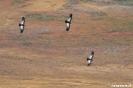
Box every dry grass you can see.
[0,76,111,88]
[19,0,67,12]
[0,0,133,88]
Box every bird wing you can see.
[89,55,94,61]
[66,23,70,28]
[67,17,71,22]
[20,26,24,30]
[88,60,91,64]
[89,55,93,59]
[21,20,25,24]
[66,23,70,31]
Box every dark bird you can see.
[87,51,94,66]
[19,17,25,33]
[65,13,72,31]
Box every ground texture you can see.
[0,0,133,88]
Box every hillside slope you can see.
[0,0,133,88]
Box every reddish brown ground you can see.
[0,0,133,88]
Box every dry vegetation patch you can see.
[19,0,67,12]
[0,0,133,88]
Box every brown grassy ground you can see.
[0,0,133,88]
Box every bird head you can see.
[65,20,68,23]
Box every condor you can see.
[65,13,72,31]
[19,17,25,33]
[87,51,94,66]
